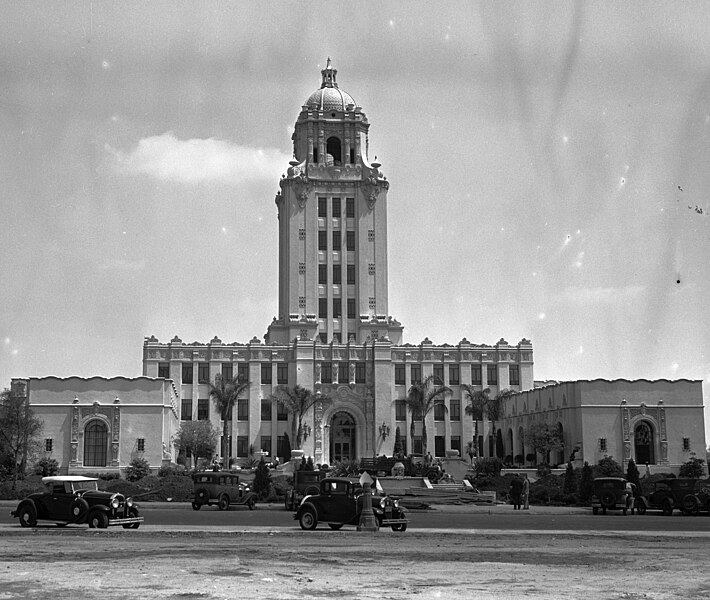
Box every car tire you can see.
[195,488,209,504]
[600,491,616,510]
[328,523,343,530]
[17,505,37,528]
[635,502,646,516]
[122,507,140,529]
[682,494,700,516]
[191,502,201,511]
[88,510,109,529]
[299,507,318,530]
[391,523,407,532]
[218,494,230,511]
[70,498,89,522]
[662,499,674,516]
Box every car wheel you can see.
[635,502,647,515]
[191,502,201,511]
[662,499,673,516]
[299,508,317,530]
[248,497,256,511]
[17,505,37,528]
[218,494,230,511]
[682,494,700,516]
[600,491,616,510]
[70,498,89,522]
[328,523,343,530]
[391,523,407,532]
[122,508,140,529]
[88,511,109,529]
[195,488,209,504]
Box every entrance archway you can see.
[84,420,108,467]
[330,411,356,462]
[634,421,655,465]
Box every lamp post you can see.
[357,471,379,532]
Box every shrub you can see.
[562,462,577,495]
[157,464,187,478]
[252,458,272,500]
[578,461,594,504]
[679,456,705,479]
[329,459,360,477]
[525,453,536,464]
[529,475,564,505]
[514,455,524,466]
[536,463,552,478]
[474,457,503,478]
[33,458,59,477]
[594,456,623,477]
[125,457,151,482]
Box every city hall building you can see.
[10,61,706,474]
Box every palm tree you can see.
[270,385,331,450]
[405,374,452,459]
[461,385,490,458]
[209,375,249,468]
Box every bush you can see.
[529,475,564,505]
[578,461,594,504]
[594,456,623,477]
[157,464,187,478]
[525,453,536,464]
[679,456,705,478]
[514,455,524,466]
[536,463,552,478]
[252,458,272,500]
[562,462,577,495]
[474,457,503,478]
[329,459,360,477]
[125,457,151,482]
[33,458,59,477]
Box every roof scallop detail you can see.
[304,57,356,111]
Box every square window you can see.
[277,363,288,385]
[509,365,520,385]
[411,364,422,385]
[450,399,461,421]
[346,230,355,251]
[319,264,327,284]
[394,363,406,385]
[181,398,192,421]
[434,403,446,421]
[261,399,272,421]
[197,362,210,384]
[433,364,444,385]
[346,197,355,218]
[333,264,341,284]
[261,363,272,384]
[221,363,233,381]
[319,297,328,318]
[471,364,482,386]
[237,398,249,421]
[45,438,53,452]
[318,197,327,217]
[449,364,460,385]
[197,398,209,420]
[137,438,145,452]
[347,264,356,285]
[237,363,249,383]
[333,230,341,248]
[182,363,193,384]
[158,362,170,378]
[332,197,341,215]
[395,400,407,421]
[318,230,327,251]
[487,365,498,385]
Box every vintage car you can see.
[294,476,408,531]
[635,478,707,516]
[191,471,257,510]
[591,477,633,515]
[11,475,143,529]
[284,469,326,511]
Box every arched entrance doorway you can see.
[634,421,655,465]
[84,420,108,467]
[329,411,356,462]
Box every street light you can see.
[379,422,390,440]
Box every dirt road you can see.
[1,528,709,599]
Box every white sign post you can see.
[357,471,379,532]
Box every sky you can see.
[1,2,709,442]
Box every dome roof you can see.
[304,58,356,112]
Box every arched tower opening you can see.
[326,136,342,166]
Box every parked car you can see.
[635,478,706,516]
[284,469,326,511]
[11,475,143,529]
[191,471,257,510]
[591,477,632,515]
[294,477,408,531]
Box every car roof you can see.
[41,476,98,483]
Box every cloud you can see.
[556,285,644,305]
[108,133,290,184]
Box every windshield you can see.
[72,480,99,493]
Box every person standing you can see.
[522,473,530,510]
[509,475,523,509]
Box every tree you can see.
[595,455,623,477]
[563,462,577,495]
[125,457,151,482]
[0,389,43,488]
[393,426,403,458]
[524,422,564,464]
[679,455,706,478]
[252,457,272,499]
[406,374,452,458]
[578,461,594,504]
[270,385,331,450]
[464,440,476,464]
[173,420,219,469]
[281,432,292,462]
[461,385,490,458]
[209,375,249,468]
[626,458,641,493]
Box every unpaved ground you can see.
[0,528,709,600]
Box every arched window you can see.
[84,420,108,467]
[326,136,342,166]
[634,421,655,465]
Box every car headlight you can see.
[111,496,120,509]
[380,498,386,509]
[393,499,399,508]
[126,498,134,508]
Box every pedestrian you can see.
[522,473,530,510]
[509,475,523,510]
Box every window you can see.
[395,400,407,421]
[435,436,445,457]
[319,263,327,284]
[450,399,461,421]
[237,398,249,421]
[333,333,341,343]
[45,438,53,452]
[181,398,192,420]
[198,362,210,383]
[277,435,288,459]
[319,332,328,343]
[434,403,446,421]
[261,399,272,421]
[221,363,233,381]
[487,365,498,385]
[346,197,355,218]
[333,298,342,318]
[433,364,444,385]
[355,362,366,384]
[260,436,272,455]
[347,298,356,319]
[471,364,482,385]
[683,437,691,451]
[261,363,272,384]
[449,364,460,385]
[277,402,288,421]
[237,436,248,457]
[347,264,355,285]
[332,197,341,216]
[321,362,333,384]
[158,363,170,378]
[83,421,107,467]
[338,362,349,383]
[277,363,288,385]
[182,363,193,384]
[346,230,355,251]
[319,297,328,318]
[509,365,520,386]
[450,436,461,455]
[137,438,145,452]
[318,230,327,251]
[318,197,327,217]
[599,438,607,452]
[333,264,341,284]
[394,363,406,385]
[411,364,422,385]
[197,398,209,420]
[332,230,341,249]
[237,363,249,383]
[413,436,423,455]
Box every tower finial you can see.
[321,58,337,89]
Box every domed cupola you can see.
[304,58,356,111]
